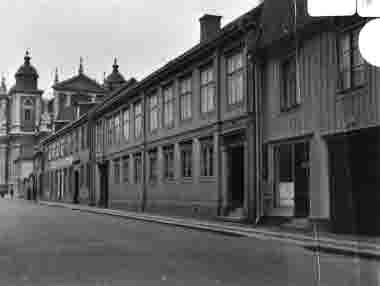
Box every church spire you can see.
[0,74,6,93]
[112,57,119,71]
[54,67,59,84]
[24,49,31,65]
[79,57,84,75]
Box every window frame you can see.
[123,108,130,142]
[133,153,142,184]
[280,54,300,112]
[226,51,244,106]
[134,101,143,139]
[122,156,129,183]
[337,23,367,93]
[200,138,214,177]
[149,93,159,132]
[163,85,174,128]
[200,65,216,114]
[148,149,158,184]
[180,141,193,179]
[163,145,175,181]
[179,76,192,121]
[113,158,120,185]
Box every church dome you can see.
[104,58,126,91]
[14,51,39,91]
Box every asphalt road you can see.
[0,199,380,286]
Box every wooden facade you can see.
[35,1,380,234]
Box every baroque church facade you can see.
[0,51,52,197]
[0,51,115,198]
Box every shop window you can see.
[163,145,174,180]
[149,149,158,184]
[180,142,192,178]
[122,156,129,183]
[134,153,142,184]
[200,138,214,177]
[113,159,120,184]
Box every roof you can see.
[15,51,38,79]
[56,106,76,122]
[104,58,126,88]
[92,4,263,117]
[259,0,325,48]
[52,72,106,94]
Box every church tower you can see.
[6,51,45,197]
[0,75,8,194]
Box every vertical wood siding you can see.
[263,30,380,143]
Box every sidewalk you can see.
[38,200,380,258]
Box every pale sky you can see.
[0,0,260,96]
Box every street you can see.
[0,199,380,286]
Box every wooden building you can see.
[35,1,380,235]
[257,0,379,234]
[90,8,262,221]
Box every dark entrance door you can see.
[228,145,245,209]
[350,129,380,235]
[99,162,109,208]
[329,138,356,234]
[294,142,310,218]
[329,128,380,235]
[73,171,79,204]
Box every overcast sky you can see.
[0,0,260,96]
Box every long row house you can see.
[32,0,380,235]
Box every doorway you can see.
[271,141,310,217]
[329,128,380,235]
[98,162,109,208]
[227,145,245,211]
[73,170,79,204]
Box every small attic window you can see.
[23,98,33,121]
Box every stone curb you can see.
[38,201,380,258]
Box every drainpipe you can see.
[141,94,147,212]
[215,48,223,217]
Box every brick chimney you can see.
[199,14,222,42]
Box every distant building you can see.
[0,51,52,198]
[37,60,132,204]
[51,58,107,132]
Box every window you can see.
[148,149,158,184]
[200,138,214,177]
[78,127,82,151]
[338,27,366,90]
[96,122,101,152]
[80,165,84,187]
[107,117,112,145]
[201,66,215,113]
[180,142,192,178]
[180,77,192,120]
[81,126,86,149]
[113,159,120,184]
[134,153,142,184]
[281,56,300,111]
[134,101,143,138]
[122,156,129,183]
[227,52,244,105]
[163,145,174,180]
[115,113,120,145]
[23,98,33,121]
[149,94,159,132]
[163,85,174,127]
[123,108,130,141]
[112,116,116,145]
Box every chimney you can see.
[199,14,222,42]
